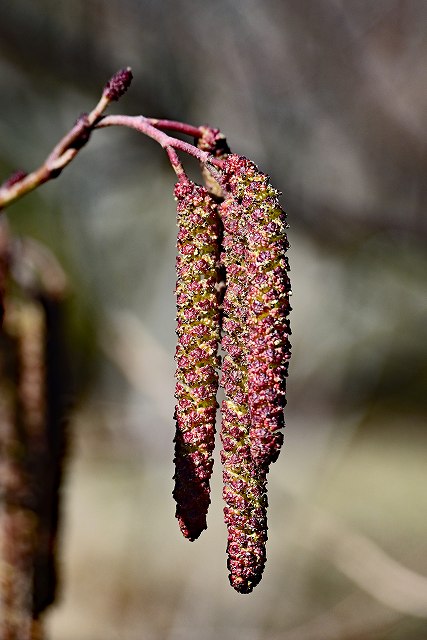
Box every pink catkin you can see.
[219,196,268,593]
[173,180,221,541]
[222,155,292,470]
[198,131,268,592]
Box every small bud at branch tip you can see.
[103,67,133,101]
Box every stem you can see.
[166,147,186,180]
[96,115,213,162]
[96,115,225,190]
[0,71,225,213]
[0,82,116,212]
[147,119,202,139]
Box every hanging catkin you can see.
[173,179,221,541]
[222,155,292,470]
[219,195,268,593]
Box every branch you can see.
[95,114,224,169]
[0,68,226,211]
[147,118,202,138]
[0,68,133,212]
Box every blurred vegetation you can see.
[0,1,426,638]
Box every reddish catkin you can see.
[219,196,268,593]
[222,155,292,470]
[173,180,221,541]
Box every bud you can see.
[103,67,133,101]
[173,180,221,540]
[197,126,230,198]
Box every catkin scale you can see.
[173,180,221,541]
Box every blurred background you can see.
[1,1,426,638]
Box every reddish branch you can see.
[0,68,223,211]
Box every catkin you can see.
[222,155,292,470]
[219,196,268,593]
[173,180,221,541]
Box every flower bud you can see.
[103,67,133,101]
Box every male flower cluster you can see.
[173,145,291,593]
[173,180,221,541]
[222,155,292,470]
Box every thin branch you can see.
[165,147,187,180]
[0,69,131,212]
[95,114,223,166]
[147,118,202,139]
[0,70,225,213]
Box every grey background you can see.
[1,2,426,638]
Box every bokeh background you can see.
[1,1,427,638]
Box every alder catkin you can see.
[222,154,292,470]
[173,180,221,541]
[219,196,268,593]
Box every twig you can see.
[0,68,225,213]
[0,68,132,212]
[95,114,223,167]
[147,118,202,138]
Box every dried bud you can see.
[197,126,230,198]
[197,126,230,158]
[173,180,221,541]
[222,155,292,470]
[103,67,133,101]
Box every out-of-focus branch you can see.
[0,227,71,639]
